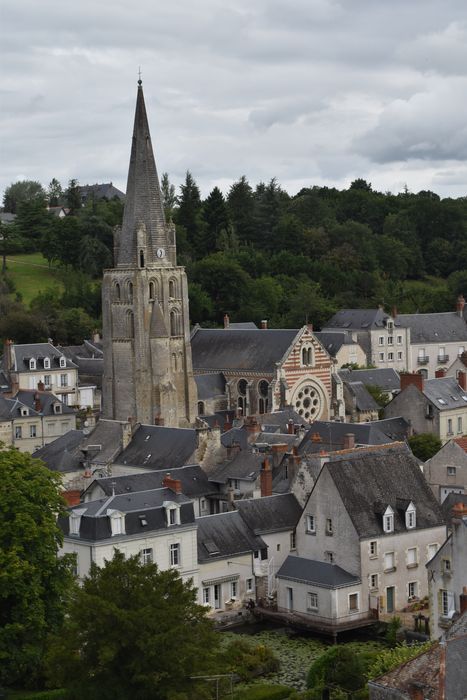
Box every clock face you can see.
[156,248,166,259]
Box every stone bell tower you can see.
[102,80,197,427]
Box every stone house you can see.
[426,501,467,640]
[275,443,445,630]
[423,439,467,503]
[384,372,467,444]
[396,297,467,379]
[323,308,410,372]
[191,324,340,421]
[314,331,366,368]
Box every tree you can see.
[47,178,63,207]
[176,171,205,258]
[2,180,46,214]
[306,644,377,697]
[0,221,25,272]
[46,550,217,699]
[227,175,255,243]
[0,447,74,688]
[160,172,176,220]
[202,186,230,245]
[408,433,442,462]
[65,178,82,212]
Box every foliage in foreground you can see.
[408,433,442,462]
[219,638,280,681]
[306,644,381,699]
[0,446,74,688]
[46,550,217,700]
[367,641,435,681]
[232,684,294,699]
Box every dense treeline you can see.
[1,175,467,341]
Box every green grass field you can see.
[5,253,63,305]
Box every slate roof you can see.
[209,452,264,484]
[257,408,308,432]
[298,418,409,455]
[252,432,298,448]
[397,312,467,344]
[80,419,129,465]
[227,322,258,329]
[339,368,400,393]
[60,340,103,386]
[321,443,445,538]
[277,555,360,588]
[346,381,380,412]
[324,308,390,330]
[221,426,249,450]
[0,369,11,392]
[15,390,75,415]
[33,430,85,472]
[191,328,298,373]
[60,488,195,541]
[195,373,226,400]
[79,182,125,202]
[0,394,39,420]
[422,377,467,411]
[6,343,77,372]
[115,424,197,470]
[83,464,214,500]
[314,331,357,357]
[235,494,302,534]
[440,493,467,527]
[197,511,266,563]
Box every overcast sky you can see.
[2,0,467,201]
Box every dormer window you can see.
[405,502,416,529]
[44,357,50,369]
[69,508,86,536]
[20,407,29,417]
[29,359,36,370]
[386,320,394,331]
[107,509,125,536]
[164,501,181,526]
[59,357,66,368]
[383,505,394,533]
[53,403,62,414]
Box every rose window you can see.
[293,385,321,420]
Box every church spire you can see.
[116,81,173,266]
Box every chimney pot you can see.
[343,433,355,450]
[458,370,467,391]
[260,457,272,497]
[261,319,268,329]
[223,313,230,329]
[400,372,424,393]
[287,419,294,435]
[456,294,465,317]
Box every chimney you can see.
[227,486,235,511]
[435,369,446,378]
[62,490,81,507]
[37,380,45,392]
[456,294,465,317]
[154,414,165,426]
[92,330,101,343]
[287,419,294,435]
[287,447,301,484]
[460,351,467,368]
[4,339,13,371]
[271,442,289,467]
[343,433,355,450]
[307,322,313,332]
[400,372,424,393]
[224,413,233,432]
[460,586,467,615]
[245,416,260,435]
[223,313,230,329]
[260,457,272,497]
[227,442,241,459]
[162,473,182,494]
[451,501,467,521]
[408,683,425,700]
[458,371,467,391]
[311,432,323,443]
[391,306,397,319]
[261,319,268,329]
[34,392,41,412]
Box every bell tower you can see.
[102,80,198,427]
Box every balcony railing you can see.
[417,356,429,365]
[437,354,449,363]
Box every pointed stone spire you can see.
[117,81,172,266]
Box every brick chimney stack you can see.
[223,314,230,329]
[34,392,41,412]
[343,433,355,450]
[261,320,268,329]
[435,369,446,378]
[400,372,424,393]
[154,414,165,426]
[162,473,182,494]
[456,294,465,317]
[37,380,45,392]
[287,419,294,435]
[287,447,301,485]
[458,370,467,391]
[4,339,13,371]
[260,457,272,497]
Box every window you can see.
[29,358,36,370]
[348,593,359,611]
[203,587,211,605]
[324,551,334,563]
[290,531,296,550]
[60,374,68,387]
[54,403,62,414]
[407,547,418,567]
[369,540,378,557]
[397,335,403,345]
[169,280,177,298]
[306,515,315,533]
[397,352,403,360]
[229,478,240,490]
[44,374,52,388]
[140,548,153,565]
[59,356,66,368]
[170,543,180,567]
[15,426,22,439]
[406,503,416,529]
[388,336,393,345]
[388,352,394,361]
[307,592,318,611]
[169,508,176,525]
[383,506,394,533]
[440,590,455,617]
[442,558,452,574]
[276,543,281,552]
[230,581,238,599]
[447,466,456,477]
[29,424,37,438]
[110,514,124,536]
[408,581,418,599]
[457,417,463,434]
[43,357,50,369]
[370,574,378,590]
[246,578,254,593]
[301,346,313,366]
[170,310,180,336]
[427,543,439,561]
[166,504,180,526]
[379,352,384,361]
[384,551,395,572]
[379,336,384,346]
[69,513,82,535]
[326,518,333,535]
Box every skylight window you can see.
[203,539,220,555]
[462,396,467,402]
[437,398,447,405]
[139,515,148,526]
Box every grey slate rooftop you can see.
[209,452,265,484]
[5,342,77,372]
[339,367,400,393]
[195,373,226,400]
[345,381,380,412]
[197,511,266,563]
[191,328,299,373]
[15,390,75,416]
[235,494,302,534]
[314,331,358,357]
[422,376,467,411]
[277,555,360,588]
[322,443,445,538]
[324,308,391,330]
[298,418,409,455]
[397,311,467,344]
[116,424,197,470]
[33,430,85,472]
[80,419,128,466]
[0,394,39,420]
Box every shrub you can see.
[233,684,293,700]
[221,638,280,681]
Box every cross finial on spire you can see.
[138,66,142,86]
